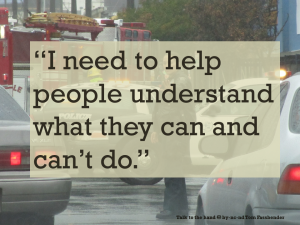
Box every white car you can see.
[195,74,300,225]
[190,78,278,168]
[34,81,163,185]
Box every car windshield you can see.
[0,88,29,122]
[43,88,136,112]
[216,83,235,97]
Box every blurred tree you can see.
[118,0,286,41]
[186,0,286,41]
[118,0,195,41]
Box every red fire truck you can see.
[0,8,13,95]
[0,8,153,113]
[0,8,104,113]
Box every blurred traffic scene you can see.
[0,0,299,224]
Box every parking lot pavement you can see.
[55,178,206,225]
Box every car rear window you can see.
[242,86,280,154]
[290,87,300,134]
[0,88,29,122]
[280,81,290,114]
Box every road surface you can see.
[56,178,207,225]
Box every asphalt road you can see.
[55,178,206,225]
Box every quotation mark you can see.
[134,150,149,169]
[138,149,149,157]
[35,51,46,58]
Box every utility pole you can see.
[37,0,41,13]
[23,0,28,19]
[71,0,77,14]
[50,0,55,12]
[58,0,63,12]
[12,0,17,19]
[127,0,135,8]
[85,0,92,17]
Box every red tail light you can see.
[11,152,21,165]
[286,71,292,78]
[3,73,8,81]
[217,178,224,184]
[277,165,300,194]
[0,149,29,171]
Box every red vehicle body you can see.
[97,19,152,41]
[12,30,45,63]
[0,10,153,112]
[0,8,13,93]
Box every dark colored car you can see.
[0,86,71,225]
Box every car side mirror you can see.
[199,135,230,158]
[204,104,221,117]
[233,116,249,131]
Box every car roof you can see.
[59,78,275,90]
[291,72,300,77]
[229,78,278,87]
[283,73,300,85]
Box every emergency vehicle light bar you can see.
[99,19,145,28]
[99,19,115,26]
[98,19,123,27]
[122,22,146,28]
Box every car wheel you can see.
[118,138,163,185]
[195,197,206,225]
[120,177,163,185]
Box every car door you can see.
[205,134,256,225]
[219,88,280,224]
[204,176,231,225]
